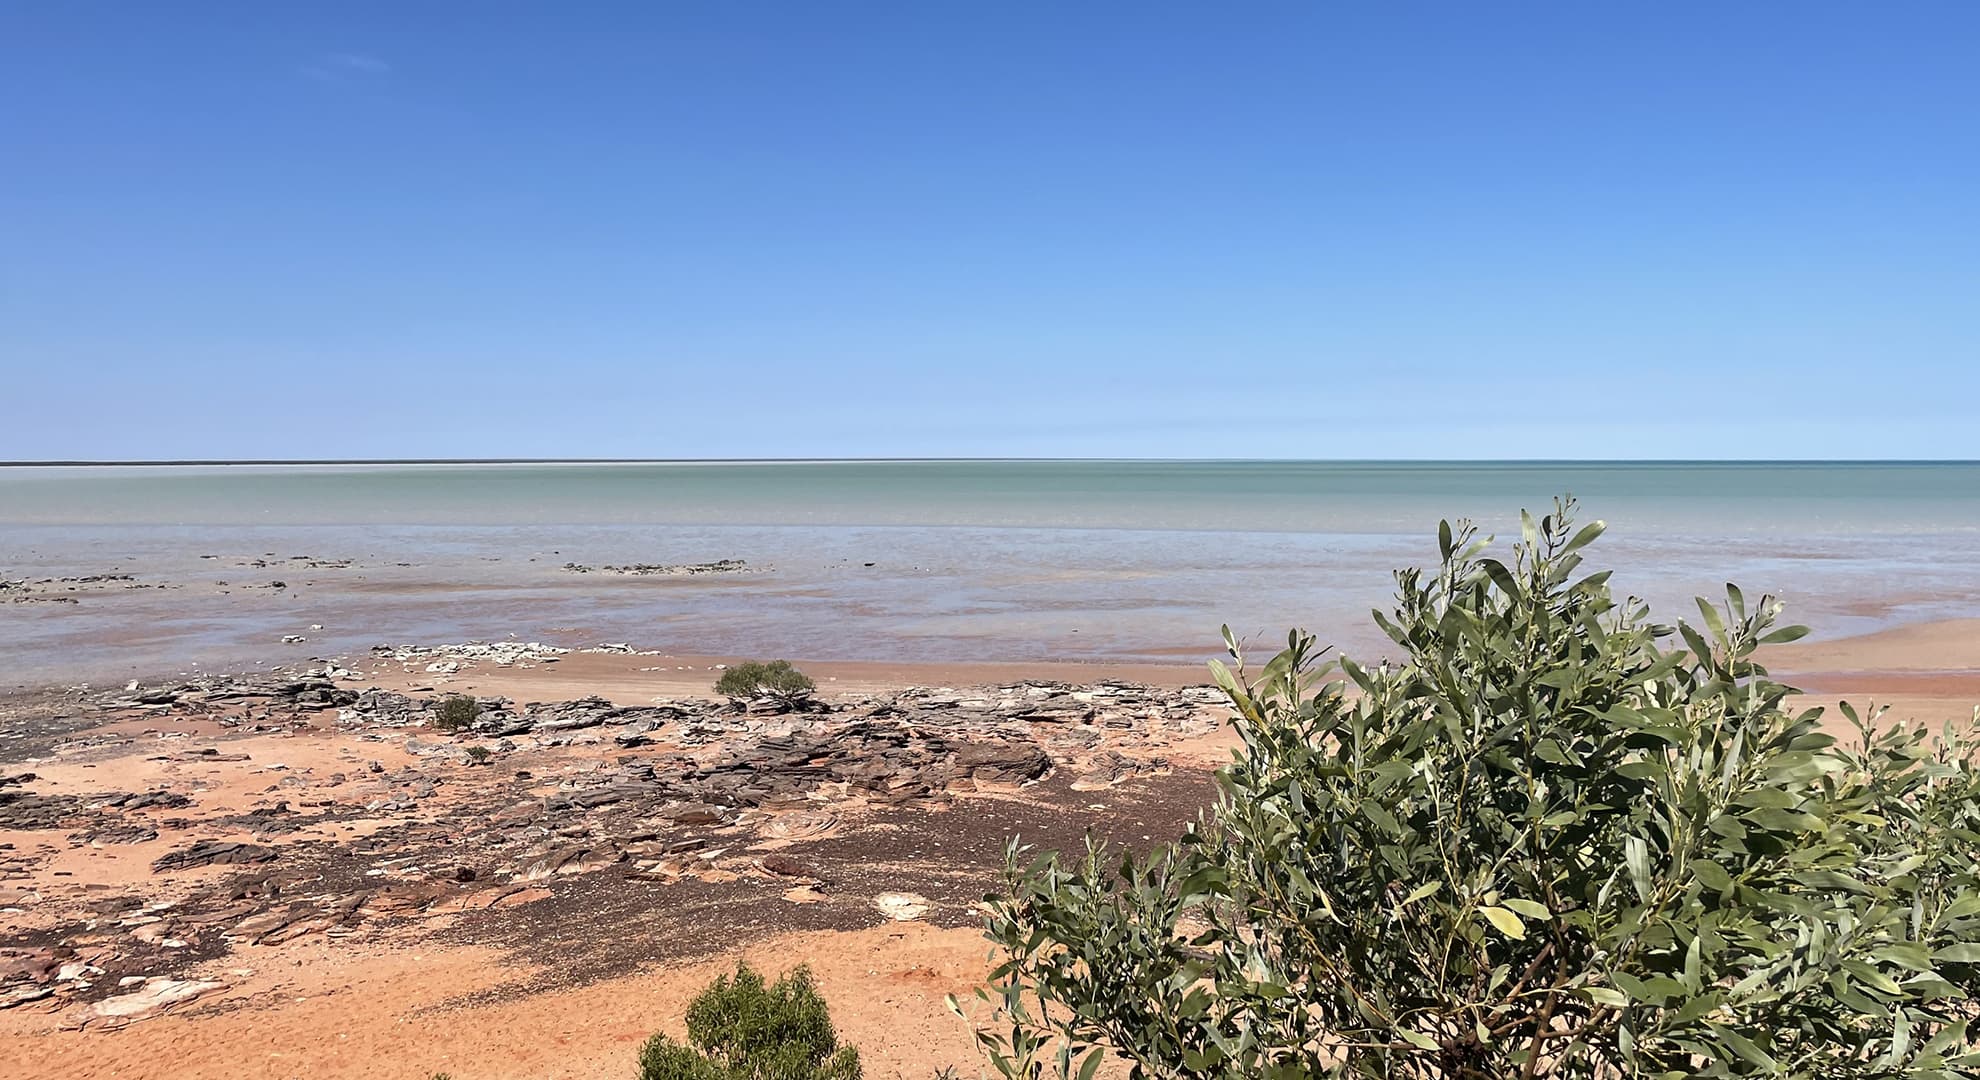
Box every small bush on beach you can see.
[433,695,480,732]
[639,962,861,1080]
[969,498,1980,1078]
[715,660,816,702]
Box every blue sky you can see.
[3,4,1976,460]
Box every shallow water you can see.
[4,461,1978,685]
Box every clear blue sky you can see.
[3,3,1976,460]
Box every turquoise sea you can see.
[3,461,1978,685]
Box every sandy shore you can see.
[1764,618,1980,735]
[2,619,1976,1079]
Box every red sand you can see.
[3,619,1976,1079]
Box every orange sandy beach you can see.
[2,618,1977,1080]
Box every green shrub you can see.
[639,963,860,1080]
[433,695,480,732]
[714,660,816,701]
[968,499,1980,1078]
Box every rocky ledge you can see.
[0,671,1229,1027]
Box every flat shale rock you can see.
[515,845,621,882]
[98,790,192,811]
[0,791,82,829]
[77,977,226,1028]
[152,840,278,873]
[229,898,361,945]
[759,853,827,881]
[953,740,1054,785]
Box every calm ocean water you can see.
[4,461,1979,684]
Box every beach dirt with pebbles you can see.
[3,624,1978,1079]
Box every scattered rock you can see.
[4,673,1224,995]
[561,560,749,576]
[370,641,570,668]
[873,892,933,921]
